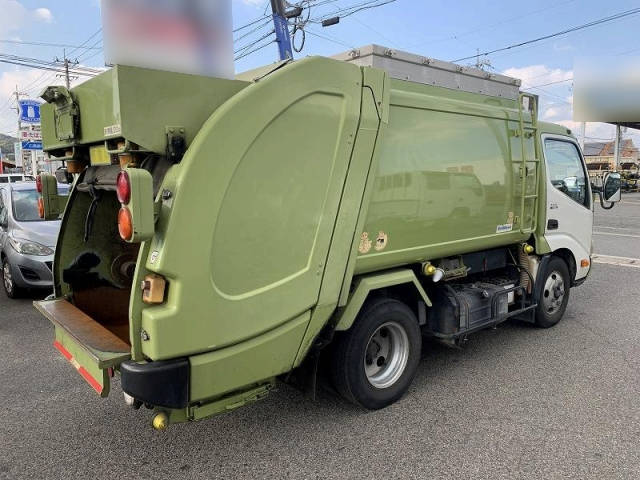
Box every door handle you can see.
[547,219,559,230]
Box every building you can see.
[584,139,638,172]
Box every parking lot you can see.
[1,195,639,480]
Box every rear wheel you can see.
[534,256,570,328]
[2,257,22,299]
[330,298,421,409]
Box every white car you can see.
[0,173,35,184]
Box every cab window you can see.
[544,139,589,208]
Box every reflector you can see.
[118,207,133,241]
[116,170,131,205]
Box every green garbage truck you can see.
[34,45,621,428]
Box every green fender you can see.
[333,268,431,331]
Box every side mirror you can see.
[39,174,69,220]
[602,172,622,203]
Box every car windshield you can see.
[11,187,68,222]
[11,189,41,221]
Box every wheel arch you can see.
[334,268,431,332]
[552,248,578,285]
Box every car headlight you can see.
[8,236,54,256]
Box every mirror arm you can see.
[592,186,615,210]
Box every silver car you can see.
[0,182,68,298]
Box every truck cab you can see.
[34,45,621,428]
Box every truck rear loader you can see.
[34,45,622,428]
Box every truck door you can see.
[542,135,592,281]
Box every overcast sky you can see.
[1,0,638,145]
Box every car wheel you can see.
[330,298,421,409]
[534,256,571,328]
[2,256,21,299]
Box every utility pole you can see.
[12,85,27,174]
[270,0,294,61]
[613,124,621,171]
[55,49,78,90]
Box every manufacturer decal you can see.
[375,231,388,251]
[358,232,372,254]
[104,124,122,137]
[550,203,559,210]
[496,224,513,233]
[150,250,159,264]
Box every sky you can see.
[0,0,639,147]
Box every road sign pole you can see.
[270,0,293,61]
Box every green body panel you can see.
[293,68,387,366]
[334,269,431,331]
[189,311,309,402]
[140,56,364,402]
[354,78,536,274]
[41,65,248,154]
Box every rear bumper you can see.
[120,359,189,409]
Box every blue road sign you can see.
[21,141,42,150]
[19,100,41,124]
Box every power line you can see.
[0,38,102,50]
[66,28,103,57]
[452,7,640,63]
[304,28,355,48]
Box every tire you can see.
[2,256,22,299]
[534,256,571,328]
[330,297,422,409]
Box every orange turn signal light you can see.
[118,206,133,241]
[37,197,44,219]
[580,259,590,268]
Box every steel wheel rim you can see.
[364,321,410,389]
[542,270,565,315]
[3,261,13,295]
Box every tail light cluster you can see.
[116,170,134,241]
[36,175,44,218]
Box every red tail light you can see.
[118,207,133,241]
[37,197,45,218]
[116,171,131,205]
[36,175,42,193]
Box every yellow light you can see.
[423,264,437,276]
[581,259,590,268]
[523,244,535,254]
[152,412,169,431]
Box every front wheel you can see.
[534,256,571,328]
[330,298,421,409]
[2,257,22,299]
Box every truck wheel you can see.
[330,298,421,409]
[2,257,21,299]
[534,256,570,328]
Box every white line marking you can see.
[592,254,640,269]
[595,225,640,232]
[593,231,640,238]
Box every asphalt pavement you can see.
[1,195,639,480]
